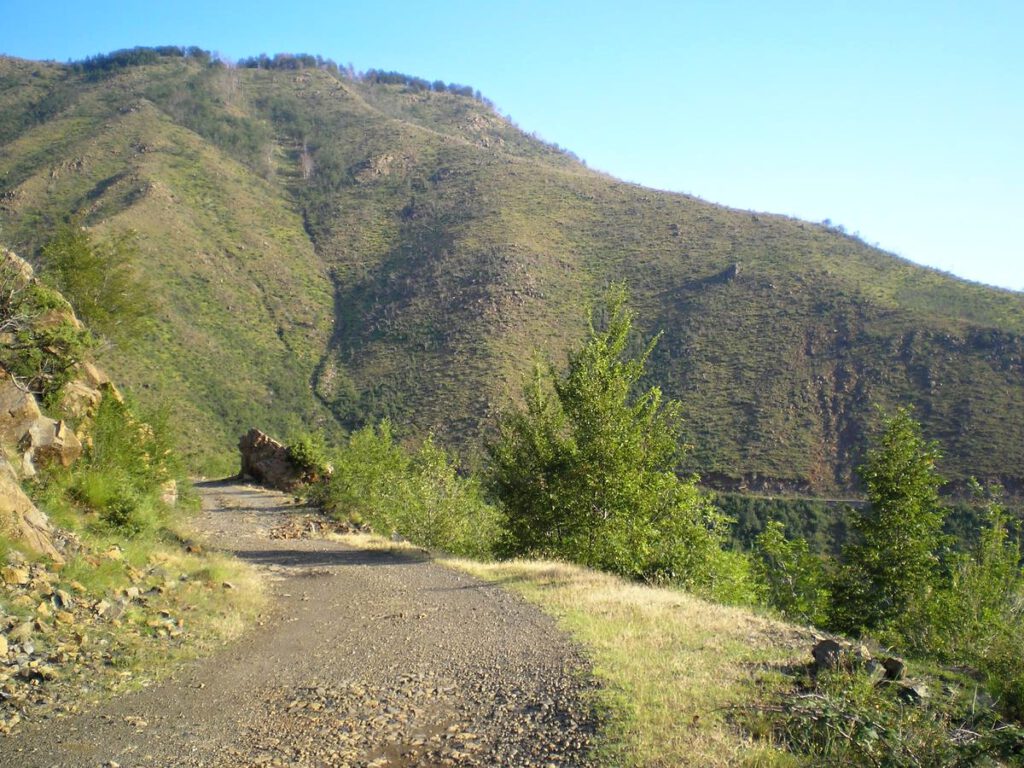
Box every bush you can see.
[59,393,182,538]
[488,284,727,590]
[752,521,830,625]
[287,431,331,478]
[40,225,152,339]
[830,408,947,635]
[312,422,502,559]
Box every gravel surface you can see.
[0,480,600,767]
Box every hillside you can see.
[1,49,1022,493]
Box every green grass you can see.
[1,52,1022,496]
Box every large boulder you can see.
[239,429,303,491]
[0,457,63,563]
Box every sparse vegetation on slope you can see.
[1,50,1022,494]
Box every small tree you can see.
[753,521,830,626]
[41,225,151,338]
[830,408,947,635]
[489,284,726,588]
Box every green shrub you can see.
[286,431,332,478]
[488,284,727,590]
[758,667,1020,766]
[313,421,502,559]
[830,408,947,635]
[40,225,152,340]
[752,521,830,625]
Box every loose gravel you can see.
[0,480,600,767]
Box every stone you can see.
[0,378,42,448]
[882,656,907,681]
[0,635,7,656]
[811,639,844,671]
[1,566,30,586]
[58,379,103,421]
[895,680,929,704]
[20,417,83,469]
[238,428,304,491]
[8,621,33,643]
[0,456,64,562]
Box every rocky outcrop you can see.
[239,429,304,491]
[0,457,63,562]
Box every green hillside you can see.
[2,49,1022,493]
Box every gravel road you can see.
[1,480,599,767]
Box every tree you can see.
[830,408,947,635]
[40,225,152,339]
[752,521,830,625]
[488,284,727,587]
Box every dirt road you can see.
[0,481,598,767]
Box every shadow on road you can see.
[232,548,431,568]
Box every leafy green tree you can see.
[830,408,947,635]
[488,284,727,588]
[41,225,152,338]
[753,521,830,625]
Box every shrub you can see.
[40,225,152,340]
[287,431,331,478]
[752,521,830,625]
[830,408,947,635]
[313,422,502,559]
[488,284,727,590]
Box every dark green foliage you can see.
[752,521,830,625]
[40,225,152,339]
[722,493,851,554]
[830,408,947,635]
[312,421,502,559]
[489,285,728,590]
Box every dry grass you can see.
[445,558,812,767]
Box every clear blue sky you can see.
[2,0,1021,291]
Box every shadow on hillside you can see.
[232,548,430,568]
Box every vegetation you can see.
[40,225,152,340]
[0,257,93,402]
[310,421,501,559]
[489,286,728,591]
[830,408,948,636]
[1,51,1022,492]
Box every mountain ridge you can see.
[1,50,1021,494]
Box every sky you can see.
[2,0,1021,291]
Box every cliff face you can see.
[0,248,117,561]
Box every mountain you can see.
[1,48,1022,494]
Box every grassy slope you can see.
[2,55,1022,490]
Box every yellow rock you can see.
[1,566,29,586]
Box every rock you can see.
[2,565,30,586]
[882,656,907,681]
[0,635,7,656]
[20,416,83,469]
[811,639,844,671]
[0,457,64,562]
[895,680,929,704]
[8,621,33,644]
[58,379,103,421]
[238,428,304,491]
[0,378,43,449]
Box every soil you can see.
[0,480,599,767]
